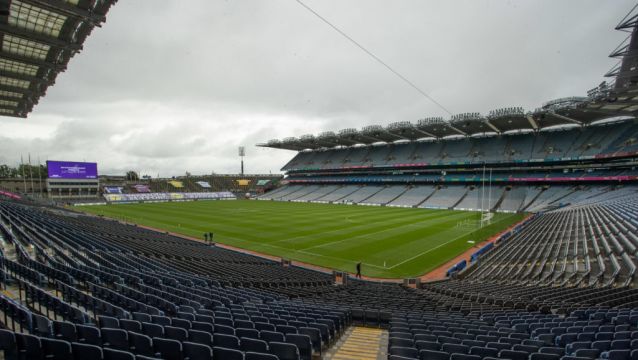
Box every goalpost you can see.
[456,164,493,230]
[480,165,494,228]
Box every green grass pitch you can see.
[79,200,525,278]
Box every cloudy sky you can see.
[0,0,631,176]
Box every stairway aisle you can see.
[324,326,388,360]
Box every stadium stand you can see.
[388,186,437,208]
[271,121,638,172]
[1,184,638,359]
[316,185,362,203]
[421,186,467,210]
[464,187,638,287]
[0,199,349,359]
[142,175,282,194]
[103,191,236,203]
[360,186,408,205]
[133,184,152,193]
[258,86,638,214]
[257,119,638,213]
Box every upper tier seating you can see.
[282,122,638,171]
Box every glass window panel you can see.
[0,76,30,89]
[8,1,67,38]
[0,100,18,107]
[0,90,23,98]
[2,35,50,61]
[0,58,39,76]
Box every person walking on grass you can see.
[356,262,362,279]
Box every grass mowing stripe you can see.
[79,200,524,278]
[282,210,465,249]
[271,209,460,246]
[305,211,474,252]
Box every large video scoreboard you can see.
[46,161,100,199]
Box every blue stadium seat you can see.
[129,332,154,357]
[72,342,103,360]
[76,325,101,346]
[419,349,449,360]
[213,333,240,350]
[269,341,299,360]
[103,348,136,360]
[153,337,182,360]
[245,352,278,360]
[213,346,244,360]
[101,328,129,351]
[286,333,313,360]
[182,342,212,360]
[41,338,72,360]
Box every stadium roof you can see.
[0,0,117,118]
[587,3,638,114]
[259,5,638,152]
[258,102,635,151]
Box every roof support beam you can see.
[0,51,62,70]
[448,125,467,136]
[616,5,638,30]
[0,94,29,103]
[484,119,501,133]
[338,139,360,146]
[0,104,19,111]
[25,0,105,23]
[549,112,583,125]
[357,134,383,143]
[0,69,49,85]
[592,105,638,114]
[0,24,81,51]
[385,130,408,141]
[0,84,37,97]
[315,140,337,148]
[526,115,539,130]
[0,111,24,117]
[413,128,437,138]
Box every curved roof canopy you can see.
[258,102,634,151]
[0,0,117,118]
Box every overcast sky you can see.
[0,0,632,176]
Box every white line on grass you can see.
[296,250,386,269]
[300,211,469,251]
[387,214,516,269]
[386,232,469,269]
[267,210,431,245]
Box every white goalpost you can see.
[481,165,494,228]
[457,165,493,230]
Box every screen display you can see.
[47,161,98,179]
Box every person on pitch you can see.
[356,262,362,279]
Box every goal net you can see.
[456,212,493,229]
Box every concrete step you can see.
[324,326,388,360]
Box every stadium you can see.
[1,1,638,360]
